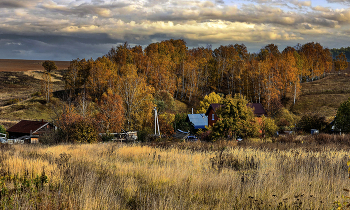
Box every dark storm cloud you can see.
[40,1,130,18]
[0,0,41,8]
[0,1,27,8]
[0,33,127,60]
[0,0,349,60]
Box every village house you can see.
[186,114,208,129]
[7,120,54,143]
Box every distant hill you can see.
[0,59,70,72]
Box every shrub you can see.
[31,91,42,97]
[0,124,5,134]
[100,133,115,142]
[297,114,328,133]
[138,127,153,142]
[198,129,212,141]
[274,108,299,131]
[335,97,350,133]
[4,98,20,106]
[70,120,99,143]
[210,149,259,173]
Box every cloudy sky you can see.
[0,0,349,60]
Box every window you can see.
[212,114,215,121]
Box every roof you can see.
[205,103,267,117]
[187,114,208,129]
[247,103,267,117]
[7,120,49,134]
[205,103,224,115]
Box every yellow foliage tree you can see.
[196,92,223,113]
[116,64,155,131]
[97,89,124,133]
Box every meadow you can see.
[0,136,349,209]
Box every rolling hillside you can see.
[292,71,350,121]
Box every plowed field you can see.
[0,59,70,72]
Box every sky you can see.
[0,0,350,61]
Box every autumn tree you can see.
[87,57,118,101]
[154,90,175,114]
[97,89,125,133]
[211,94,259,139]
[196,92,223,113]
[259,115,278,139]
[115,64,155,131]
[42,60,57,102]
[64,58,90,99]
[334,52,348,74]
[158,113,175,136]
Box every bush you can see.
[0,124,5,134]
[210,149,259,173]
[198,129,212,141]
[57,118,99,144]
[138,127,153,142]
[31,91,42,97]
[100,133,115,142]
[4,98,20,106]
[297,114,328,133]
[70,120,99,143]
[335,97,350,133]
[274,108,299,131]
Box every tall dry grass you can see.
[0,140,349,209]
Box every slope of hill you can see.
[292,73,350,121]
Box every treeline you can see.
[54,40,348,141]
[65,40,342,110]
[331,46,350,61]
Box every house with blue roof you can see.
[186,114,208,129]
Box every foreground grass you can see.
[0,140,349,209]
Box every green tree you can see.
[174,113,194,133]
[259,115,278,139]
[196,92,223,113]
[211,94,259,140]
[335,98,350,133]
[297,114,327,133]
[42,60,57,102]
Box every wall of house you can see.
[208,109,219,127]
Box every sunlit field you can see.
[0,138,349,209]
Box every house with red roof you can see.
[205,103,267,127]
[7,120,54,143]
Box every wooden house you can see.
[7,120,54,143]
[205,103,224,127]
[205,103,267,126]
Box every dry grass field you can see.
[0,59,68,128]
[292,73,350,120]
[0,139,349,209]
